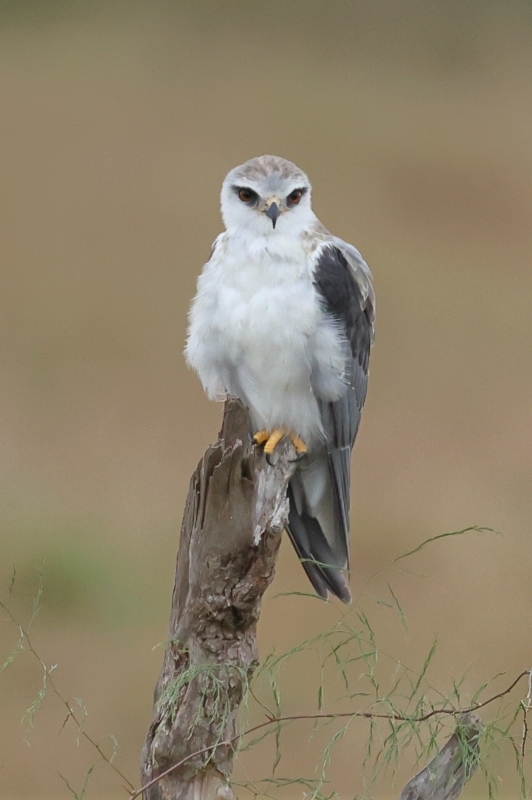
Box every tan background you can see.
[1,1,531,797]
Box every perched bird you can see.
[186,155,375,602]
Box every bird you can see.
[185,155,375,602]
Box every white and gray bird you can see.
[186,155,375,602]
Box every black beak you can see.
[265,202,280,229]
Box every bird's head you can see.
[220,155,314,237]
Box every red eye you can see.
[238,188,257,203]
[288,189,303,205]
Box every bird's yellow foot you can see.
[253,429,308,456]
[252,430,271,446]
[289,433,308,454]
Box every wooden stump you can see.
[140,400,297,800]
[139,399,482,800]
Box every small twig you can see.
[129,669,531,799]
[393,526,501,563]
[0,599,135,791]
[521,668,532,758]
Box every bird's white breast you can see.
[186,231,346,444]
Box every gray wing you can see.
[316,240,375,552]
[286,242,374,602]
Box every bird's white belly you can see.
[212,272,323,442]
[186,236,350,445]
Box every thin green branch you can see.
[128,669,531,800]
[393,526,501,563]
[0,598,134,791]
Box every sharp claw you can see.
[266,451,278,466]
[289,451,308,463]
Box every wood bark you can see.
[140,399,297,800]
[398,713,481,800]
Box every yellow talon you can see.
[263,428,286,455]
[253,429,308,456]
[290,434,307,454]
[253,430,270,445]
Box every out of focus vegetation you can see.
[1,1,531,797]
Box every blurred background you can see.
[1,1,531,797]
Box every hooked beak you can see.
[264,201,280,229]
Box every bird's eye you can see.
[237,187,257,203]
[287,188,305,206]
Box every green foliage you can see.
[0,565,134,797]
[157,661,252,740]
[59,764,96,800]
[393,526,502,563]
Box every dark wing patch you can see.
[313,245,373,563]
[284,244,373,601]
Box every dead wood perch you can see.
[140,399,298,800]
[140,399,482,800]
[398,713,481,800]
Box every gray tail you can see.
[286,484,351,603]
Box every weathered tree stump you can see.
[398,713,481,800]
[139,399,482,800]
[140,400,297,800]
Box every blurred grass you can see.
[0,1,531,797]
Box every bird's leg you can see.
[253,428,308,456]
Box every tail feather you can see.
[287,485,351,603]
